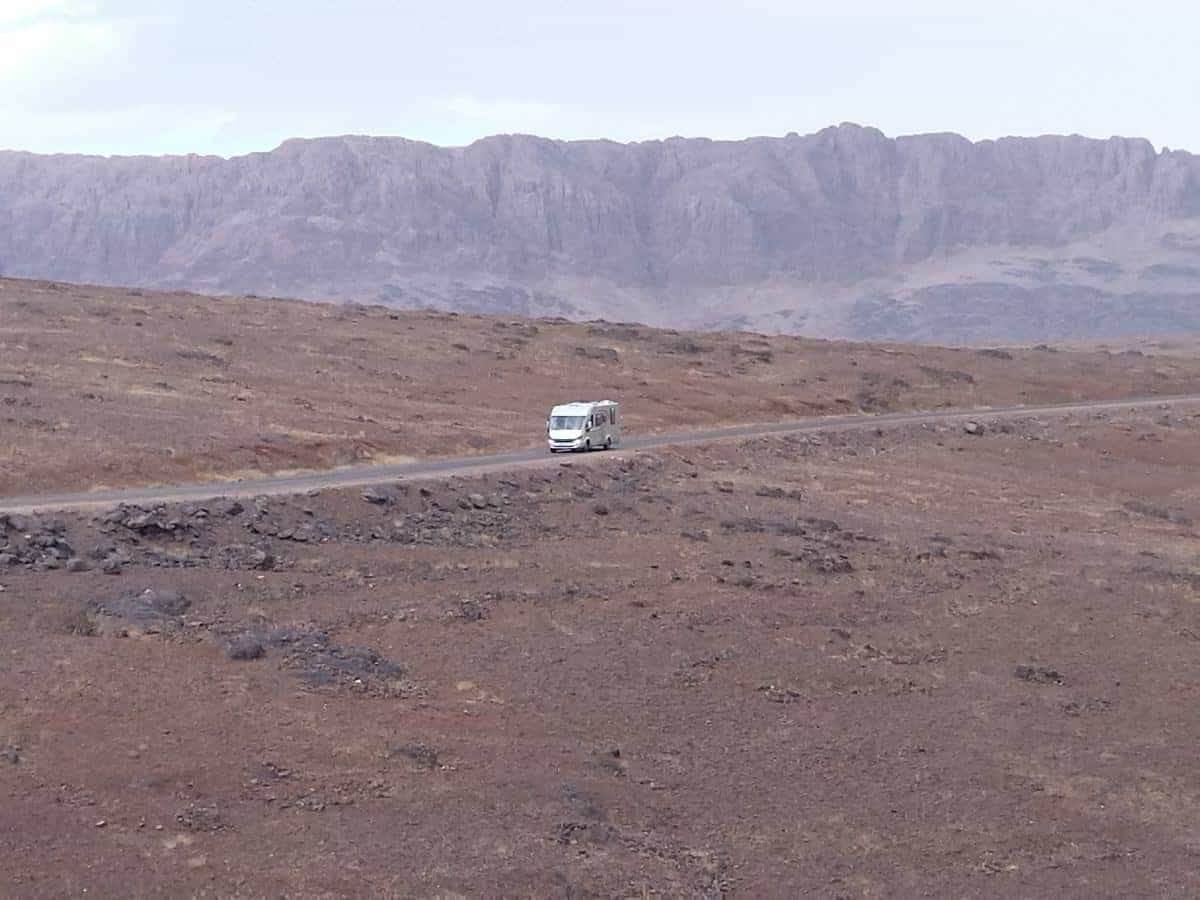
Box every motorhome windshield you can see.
[550,415,586,430]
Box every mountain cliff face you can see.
[3,124,1199,341]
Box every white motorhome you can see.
[546,400,620,453]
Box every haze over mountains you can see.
[2,123,1199,342]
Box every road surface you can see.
[4,394,1199,515]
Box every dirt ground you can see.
[3,400,1198,896]
[5,276,1200,497]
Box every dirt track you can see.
[8,276,1200,499]
[4,394,1200,515]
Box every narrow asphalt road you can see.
[4,393,1199,515]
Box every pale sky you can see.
[2,0,1197,157]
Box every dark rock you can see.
[220,544,274,570]
[289,524,315,543]
[1123,500,1193,527]
[361,487,391,505]
[574,346,619,362]
[56,605,96,636]
[101,557,123,575]
[87,587,190,630]
[226,634,266,661]
[1014,664,1063,684]
[555,821,617,845]
[3,746,18,765]
[455,599,487,622]
[65,558,92,573]
[174,804,226,832]
[468,493,488,509]
[1064,697,1112,715]
[215,499,245,517]
[589,747,625,776]
[809,554,854,574]
[280,632,405,694]
[564,782,605,820]
[391,741,439,769]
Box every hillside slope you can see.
[3,276,1200,496]
[2,125,1200,340]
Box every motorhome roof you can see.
[550,400,616,414]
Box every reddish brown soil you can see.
[5,276,1200,497]
[3,401,1199,895]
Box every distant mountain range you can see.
[3,124,1199,342]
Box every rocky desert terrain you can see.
[3,126,1200,341]
[5,276,1200,498]
[3,275,1200,895]
[2,394,1199,895]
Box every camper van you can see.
[546,400,620,453]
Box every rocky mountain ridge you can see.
[2,123,1199,341]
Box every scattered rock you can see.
[391,741,440,769]
[963,421,984,436]
[271,627,407,694]
[217,544,274,570]
[175,804,226,832]
[65,557,91,573]
[555,821,617,845]
[755,485,804,500]
[214,499,245,517]
[1064,698,1111,716]
[1014,664,1063,684]
[758,683,804,704]
[225,634,266,661]
[564,782,605,820]
[88,587,190,632]
[589,747,625,777]
[361,487,391,505]
[1123,500,1193,527]
[574,346,619,363]
[809,554,854,574]
[453,598,487,622]
[54,604,97,636]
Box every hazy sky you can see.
[2,0,1196,157]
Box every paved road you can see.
[4,393,1199,515]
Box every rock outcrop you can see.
[3,124,1199,340]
